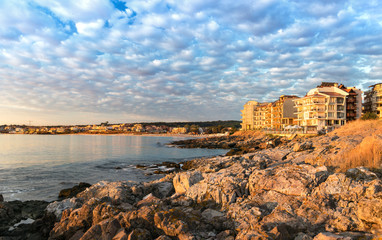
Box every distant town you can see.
[0,121,240,135]
[241,82,382,133]
[2,82,381,136]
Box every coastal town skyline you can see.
[1,0,382,125]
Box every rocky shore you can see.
[169,133,288,156]
[1,122,381,239]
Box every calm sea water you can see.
[0,134,226,201]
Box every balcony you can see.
[346,105,356,110]
[347,98,356,103]
[312,101,325,105]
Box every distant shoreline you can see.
[0,132,227,138]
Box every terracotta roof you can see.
[293,93,325,100]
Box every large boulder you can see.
[77,181,138,204]
[293,141,313,152]
[312,173,381,201]
[58,182,91,199]
[80,218,122,240]
[154,208,192,237]
[249,164,328,197]
[357,198,382,232]
[173,171,203,194]
[185,163,249,206]
[46,197,83,219]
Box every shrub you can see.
[361,112,379,120]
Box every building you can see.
[253,102,271,130]
[363,83,382,118]
[240,101,259,130]
[241,95,299,131]
[294,82,362,132]
[270,95,299,130]
[337,84,363,120]
[171,127,187,134]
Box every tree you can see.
[189,125,199,134]
[101,121,109,126]
[361,112,379,120]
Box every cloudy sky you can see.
[1,0,381,125]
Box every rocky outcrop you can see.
[44,144,381,240]
[170,134,288,156]
[173,171,203,194]
[58,182,91,199]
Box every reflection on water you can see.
[0,134,226,201]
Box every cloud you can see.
[0,0,382,125]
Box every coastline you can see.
[0,132,222,138]
[1,123,381,239]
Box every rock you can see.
[249,164,328,197]
[46,197,83,219]
[77,181,136,204]
[49,201,96,239]
[92,202,121,225]
[136,193,161,208]
[313,232,351,240]
[80,218,121,240]
[154,208,193,237]
[0,194,3,202]
[112,229,128,240]
[143,181,174,199]
[295,232,313,240]
[201,209,225,222]
[268,223,293,240]
[216,230,235,240]
[155,235,172,240]
[127,228,151,240]
[345,167,378,181]
[173,171,203,194]
[40,131,382,240]
[357,198,382,231]
[0,200,53,240]
[331,135,340,141]
[312,173,370,201]
[58,182,91,199]
[293,141,313,152]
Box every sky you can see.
[1,0,382,125]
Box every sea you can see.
[0,134,227,202]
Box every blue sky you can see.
[1,0,381,125]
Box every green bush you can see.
[361,112,378,120]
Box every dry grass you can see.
[327,119,382,171]
[333,134,382,172]
[311,120,382,172]
[232,130,265,138]
[328,119,382,137]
